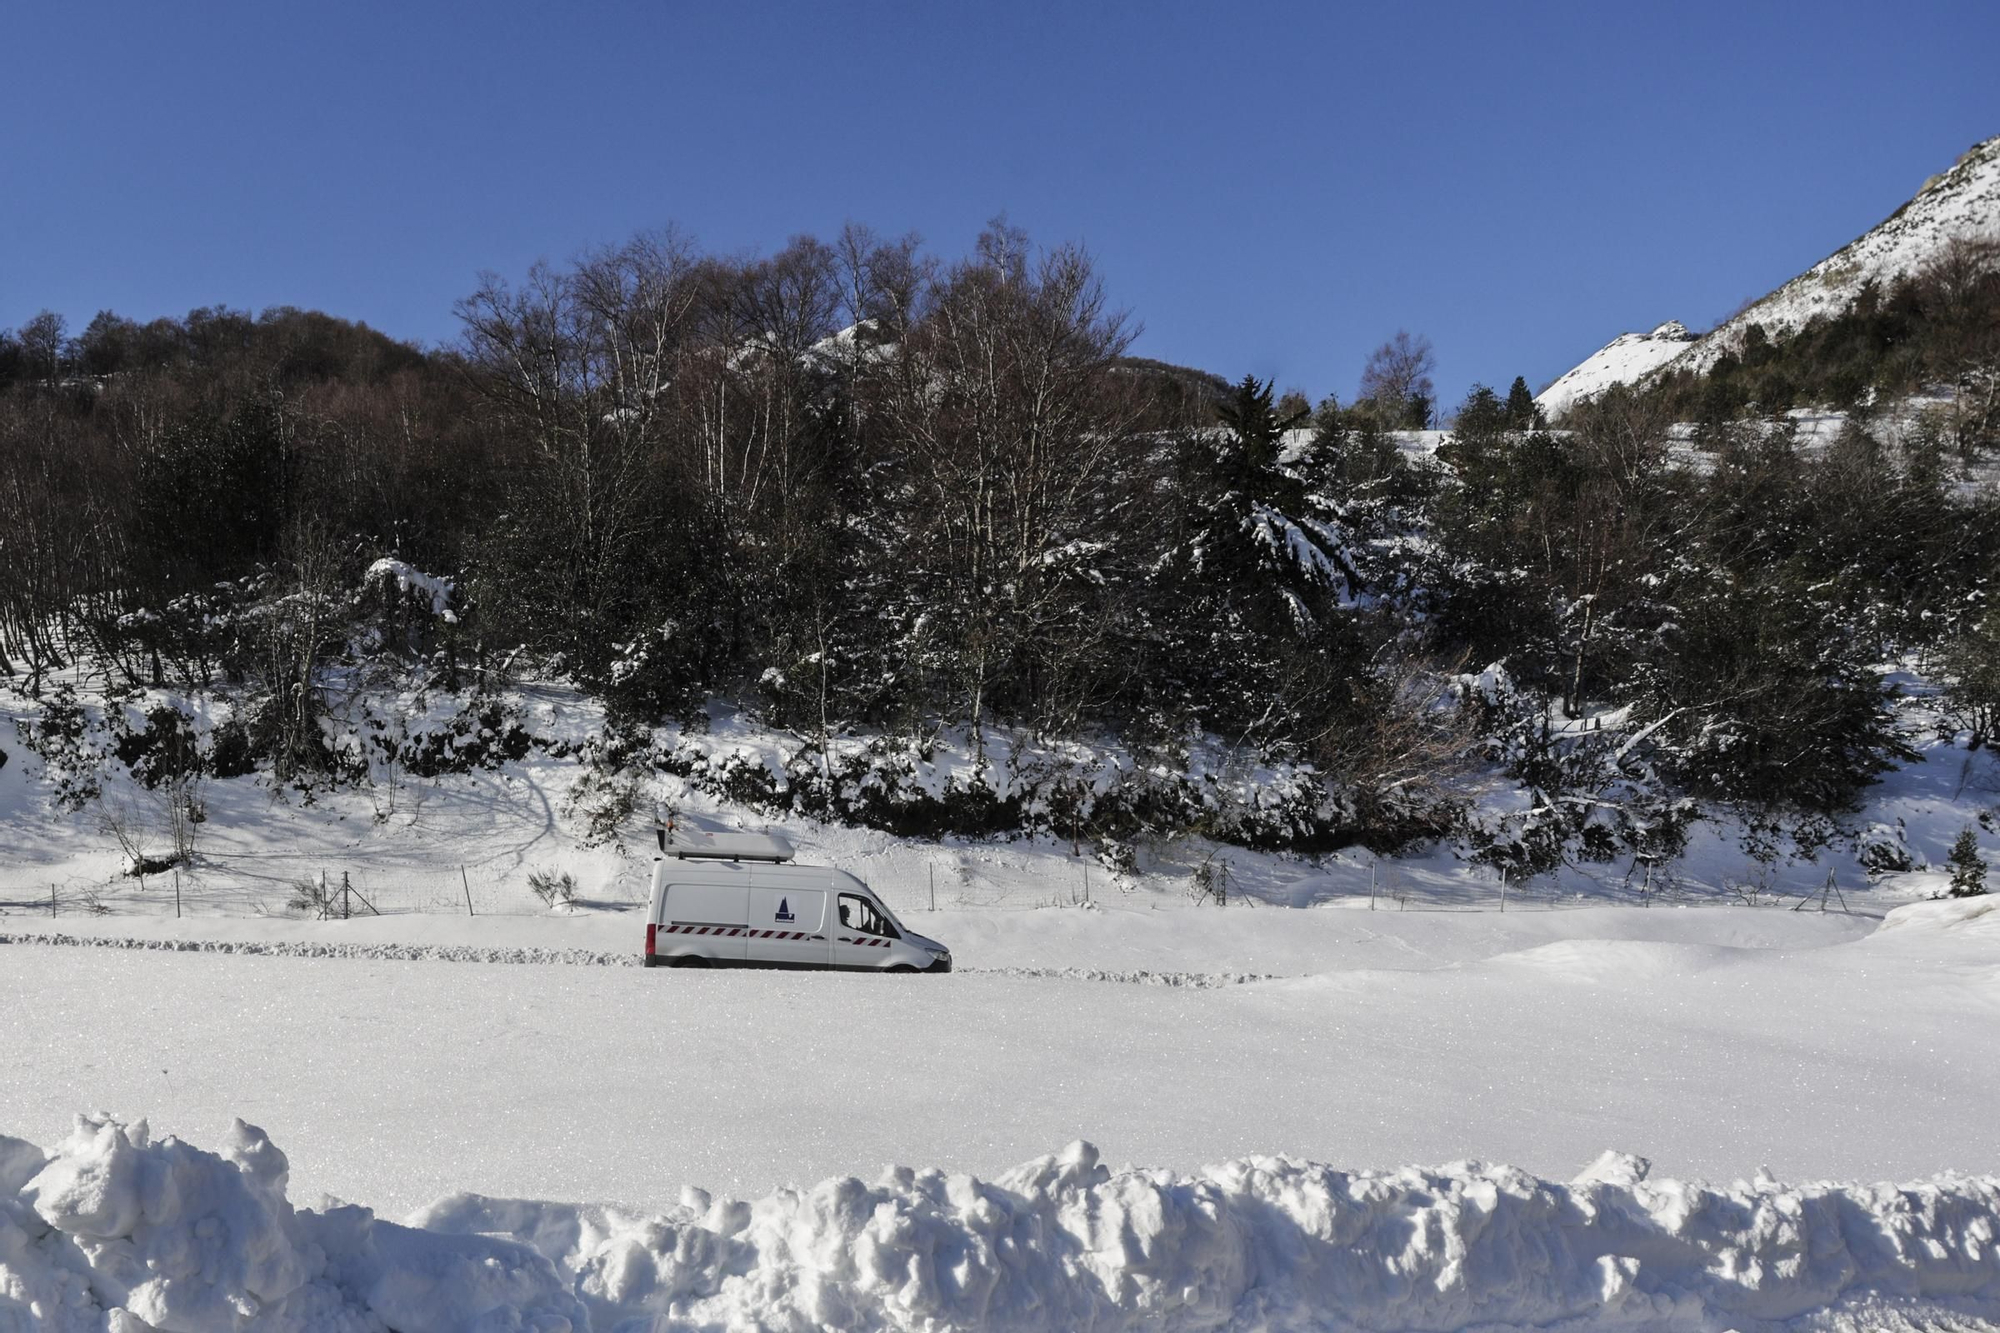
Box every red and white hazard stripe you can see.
[838,936,892,948]
[660,924,822,941]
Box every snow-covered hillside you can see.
[1536,133,2000,412]
[1534,320,1696,416]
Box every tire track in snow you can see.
[962,965,1277,987]
[0,930,642,968]
[0,931,1277,985]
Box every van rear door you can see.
[661,869,750,962]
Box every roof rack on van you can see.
[666,832,796,863]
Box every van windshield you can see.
[837,893,899,939]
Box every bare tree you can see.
[878,224,1142,749]
[18,311,67,383]
[1358,330,1437,427]
[1915,237,2000,452]
[257,515,348,787]
[454,230,709,677]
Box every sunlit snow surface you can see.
[4,899,2000,1331]
[6,948,2000,1333]
[6,673,2000,1327]
[1535,321,1697,418]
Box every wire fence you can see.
[11,863,656,922]
[6,853,1870,924]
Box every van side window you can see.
[837,893,897,939]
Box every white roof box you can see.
[669,831,796,862]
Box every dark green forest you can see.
[3,224,1998,865]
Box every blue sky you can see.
[4,2,1996,406]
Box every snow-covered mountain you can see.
[1538,132,2000,414]
[1681,132,2000,374]
[1534,320,1696,417]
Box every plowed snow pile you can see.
[0,1116,582,1333]
[5,1117,1998,1332]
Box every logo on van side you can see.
[775,898,796,922]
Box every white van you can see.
[642,832,951,973]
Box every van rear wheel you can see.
[671,955,710,969]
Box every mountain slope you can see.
[1681,133,2000,373]
[1537,133,2000,413]
[1535,321,1696,416]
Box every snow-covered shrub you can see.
[1095,837,1137,877]
[10,683,103,811]
[284,876,336,917]
[1463,694,1697,875]
[111,703,202,790]
[605,620,712,722]
[1629,571,1913,812]
[654,722,1410,852]
[1857,821,1918,874]
[389,694,532,778]
[563,714,651,848]
[239,693,365,790]
[206,716,257,778]
[526,869,578,907]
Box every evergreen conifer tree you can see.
[1505,376,1539,429]
[1454,384,1507,441]
[1947,826,1988,897]
[1215,374,1308,477]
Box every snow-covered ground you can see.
[8,896,1993,1220]
[3,895,1998,1330]
[6,675,2000,1329]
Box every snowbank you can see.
[0,1115,583,1332]
[7,1112,1992,1320]
[420,1143,2000,1331]
[6,1118,1999,1331]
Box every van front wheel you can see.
[887,964,920,974]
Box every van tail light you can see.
[645,923,657,958]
